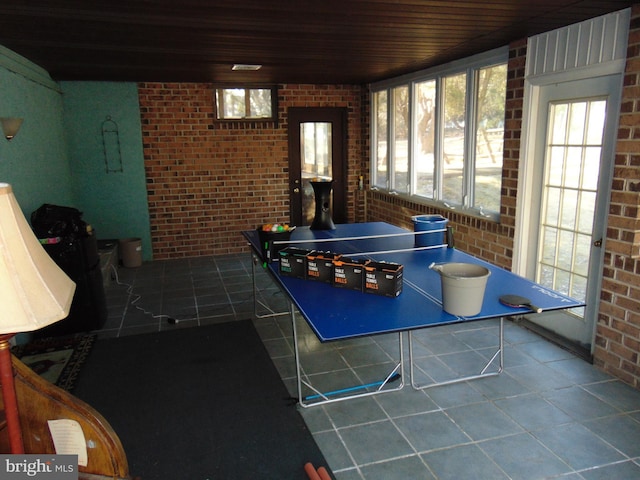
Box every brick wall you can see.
[136,26,640,388]
[138,83,364,259]
[364,40,526,271]
[594,5,640,387]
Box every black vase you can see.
[310,180,336,230]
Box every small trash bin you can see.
[412,215,448,247]
[119,238,142,268]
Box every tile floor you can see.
[100,254,640,480]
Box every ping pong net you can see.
[269,224,454,259]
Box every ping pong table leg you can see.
[409,317,504,390]
[481,317,504,376]
[294,320,405,408]
[249,250,289,319]
[290,300,306,406]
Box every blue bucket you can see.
[412,215,448,247]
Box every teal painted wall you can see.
[60,81,152,260]
[0,46,74,217]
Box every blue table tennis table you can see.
[243,222,583,407]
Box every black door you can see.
[288,107,347,226]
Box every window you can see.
[391,86,410,194]
[373,90,388,188]
[215,87,277,121]
[442,72,467,205]
[371,49,507,219]
[414,79,436,197]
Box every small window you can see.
[215,87,277,121]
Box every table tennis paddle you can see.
[499,294,542,313]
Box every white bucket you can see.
[430,262,491,316]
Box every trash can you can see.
[119,238,142,268]
[412,215,448,247]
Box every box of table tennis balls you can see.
[364,261,404,297]
[332,257,368,291]
[306,251,341,283]
[278,247,313,279]
[257,224,293,262]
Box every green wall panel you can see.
[60,81,152,261]
[0,47,74,217]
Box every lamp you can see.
[0,183,76,453]
[0,118,24,141]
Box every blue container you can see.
[412,215,448,247]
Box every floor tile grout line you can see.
[99,255,640,479]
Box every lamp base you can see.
[0,333,24,453]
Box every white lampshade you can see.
[0,183,76,333]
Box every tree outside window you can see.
[371,50,507,219]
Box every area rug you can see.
[12,333,95,391]
[72,320,330,480]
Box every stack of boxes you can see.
[306,251,340,283]
[277,247,403,298]
[278,247,309,278]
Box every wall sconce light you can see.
[0,118,24,141]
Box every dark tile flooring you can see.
[99,254,640,480]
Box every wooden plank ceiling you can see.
[0,0,635,84]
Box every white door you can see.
[523,75,621,352]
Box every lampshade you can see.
[0,118,24,141]
[0,183,76,333]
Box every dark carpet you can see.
[72,320,329,480]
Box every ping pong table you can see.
[243,222,583,407]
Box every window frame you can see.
[214,85,279,123]
[370,47,508,221]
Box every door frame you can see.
[288,107,348,226]
[514,74,622,353]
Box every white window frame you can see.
[370,47,508,220]
[214,86,278,122]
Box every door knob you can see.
[293,187,300,193]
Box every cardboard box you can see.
[306,251,340,283]
[333,257,368,292]
[278,247,312,279]
[257,228,292,262]
[364,261,404,297]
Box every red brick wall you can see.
[138,83,364,259]
[594,5,640,387]
[136,24,640,389]
[364,40,526,270]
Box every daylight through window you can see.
[371,49,507,219]
[215,87,277,121]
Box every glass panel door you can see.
[288,107,346,227]
[524,75,621,351]
[301,122,332,225]
[537,99,606,317]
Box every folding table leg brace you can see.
[290,302,405,408]
[408,317,505,390]
[249,250,289,319]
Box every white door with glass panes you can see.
[522,75,621,352]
